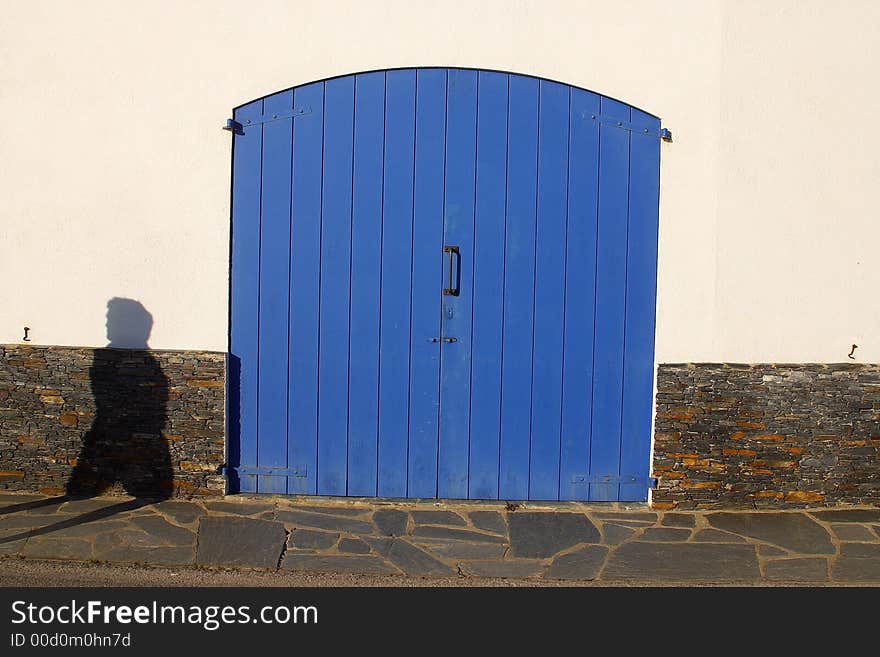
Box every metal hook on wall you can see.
[22,327,30,342]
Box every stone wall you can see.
[0,345,226,498]
[653,363,880,509]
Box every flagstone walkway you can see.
[1,493,878,584]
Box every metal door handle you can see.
[429,337,457,343]
[443,245,460,296]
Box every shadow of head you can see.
[106,297,153,349]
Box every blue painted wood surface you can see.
[530,80,569,500]
[619,108,662,501]
[499,75,539,500]
[589,97,631,501]
[468,71,508,500]
[317,77,354,496]
[438,69,477,499]
[256,90,293,494]
[287,82,324,495]
[377,70,416,498]
[407,69,446,498]
[559,88,600,500]
[229,98,263,494]
[229,68,662,501]
[347,72,385,496]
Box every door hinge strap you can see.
[570,474,658,488]
[582,111,672,142]
[223,106,313,133]
[223,465,308,478]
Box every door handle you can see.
[429,337,457,343]
[443,245,460,296]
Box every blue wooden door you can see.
[229,68,663,501]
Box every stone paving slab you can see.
[196,516,285,569]
[1,492,879,585]
[603,543,761,582]
[764,558,828,583]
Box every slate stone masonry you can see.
[4,492,880,583]
[653,363,880,509]
[0,345,226,497]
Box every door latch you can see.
[429,337,458,343]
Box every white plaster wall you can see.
[1,0,877,362]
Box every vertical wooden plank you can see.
[229,98,263,494]
[347,72,385,496]
[529,81,569,500]
[619,109,661,502]
[256,91,294,494]
[407,68,446,498]
[377,69,416,497]
[317,77,355,496]
[438,69,478,499]
[467,71,508,500]
[287,81,325,495]
[499,75,539,500]
[589,97,631,501]
[559,89,600,501]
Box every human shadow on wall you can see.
[66,297,172,498]
[0,298,172,543]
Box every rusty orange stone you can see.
[730,431,748,440]
[0,471,25,478]
[722,448,757,456]
[658,411,694,420]
[59,413,78,427]
[682,458,711,466]
[736,421,765,429]
[753,434,785,441]
[38,486,65,496]
[781,446,803,455]
[179,461,214,472]
[785,491,824,503]
[185,379,224,387]
[651,502,677,510]
[754,491,785,499]
[681,481,721,489]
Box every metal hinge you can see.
[223,465,308,478]
[570,474,658,488]
[222,119,243,135]
[583,111,672,142]
[223,106,313,133]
